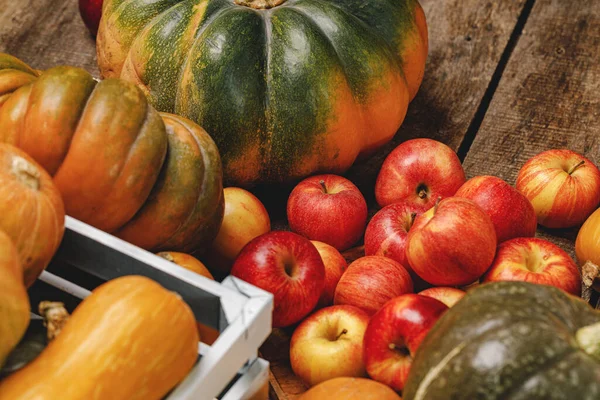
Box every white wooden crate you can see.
[28,217,274,400]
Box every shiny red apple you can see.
[287,174,368,251]
[363,294,448,391]
[290,305,369,387]
[375,138,466,211]
[406,197,497,286]
[334,256,413,316]
[516,149,600,228]
[79,0,103,36]
[483,237,581,296]
[231,231,325,328]
[455,175,537,243]
[418,287,465,308]
[364,201,422,273]
[311,241,348,308]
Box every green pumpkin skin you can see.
[97,0,427,186]
[403,281,600,400]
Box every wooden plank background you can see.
[1,0,599,398]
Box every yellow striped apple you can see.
[456,175,537,243]
[516,149,600,228]
[375,138,466,211]
[334,256,413,316]
[405,197,497,286]
[290,305,369,387]
[483,237,581,296]
[418,287,465,307]
[363,294,448,391]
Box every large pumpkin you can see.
[97,0,428,185]
[0,144,65,287]
[0,230,30,368]
[403,281,600,400]
[0,275,199,400]
[0,53,39,108]
[0,61,224,253]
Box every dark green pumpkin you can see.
[97,0,428,186]
[404,281,600,400]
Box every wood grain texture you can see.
[462,0,600,302]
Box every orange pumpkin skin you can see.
[0,276,199,400]
[0,67,168,233]
[576,208,600,267]
[116,113,224,253]
[0,53,39,108]
[0,230,30,367]
[158,251,220,345]
[0,144,65,286]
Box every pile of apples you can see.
[206,138,600,394]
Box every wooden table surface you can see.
[2,0,600,398]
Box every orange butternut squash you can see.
[0,275,199,400]
[0,230,30,368]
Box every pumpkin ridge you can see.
[260,9,274,178]
[174,2,237,111]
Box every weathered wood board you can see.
[1,0,599,399]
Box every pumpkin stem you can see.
[158,252,176,263]
[582,261,600,291]
[567,160,585,175]
[234,0,286,9]
[11,156,40,190]
[576,321,600,361]
[39,301,70,341]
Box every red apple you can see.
[334,256,413,316]
[483,237,581,296]
[364,201,422,273]
[290,305,369,387]
[455,175,537,243]
[287,174,368,251]
[79,0,103,36]
[311,241,348,308]
[207,187,270,273]
[405,197,497,286]
[516,149,600,228]
[231,231,325,328]
[418,287,465,307]
[375,138,466,211]
[363,294,448,391]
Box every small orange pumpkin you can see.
[0,230,30,367]
[0,144,65,286]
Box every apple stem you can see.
[336,329,348,341]
[319,180,328,194]
[410,212,418,225]
[568,160,585,175]
[433,197,442,215]
[582,261,600,291]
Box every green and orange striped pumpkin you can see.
[97,0,428,186]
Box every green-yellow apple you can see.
[516,149,600,228]
[290,305,369,387]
